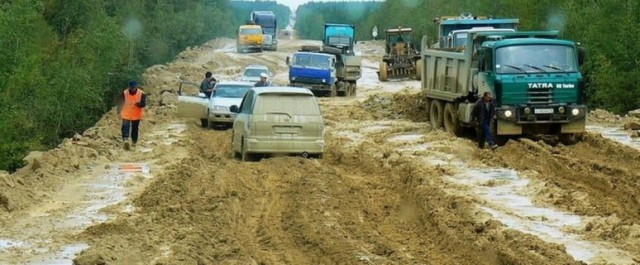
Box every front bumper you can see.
[289,82,331,91]
[496,104,587,124]
[495,104,587,135]
[209,111,236,123]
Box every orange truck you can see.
[237,24,263,53]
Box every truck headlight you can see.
[291,77,296,81]
[571,108,580,116]
[321,79,326,83]
[558,106,565,114]
[504,110,513,118]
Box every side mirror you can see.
[286,56,290,65]
[230,105,239,113]
[577,46,586,66]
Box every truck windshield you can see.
[240,28,262,35]
[292,54,331,69]
[495,44,577,73]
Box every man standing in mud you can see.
[471,91,498,150]
[254,72,270,87]
[118,80,147,150]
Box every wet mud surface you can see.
[0,38,639,264]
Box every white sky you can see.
[275,0,375,11]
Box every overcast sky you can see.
[275,0,379,11]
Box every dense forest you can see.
[295,0,640,117]
[0,0,287,172]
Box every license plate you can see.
[534,108,554,114]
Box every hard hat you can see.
[260,72,268,78]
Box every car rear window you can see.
[254,94,320,115]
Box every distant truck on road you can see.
[286,23,362,97]
[251,11,278,51]
[237,24,263,53]
[420,30,587,144]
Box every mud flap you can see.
[561,118,586,134]
[497,119,522,135]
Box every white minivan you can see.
[230,87,325,161]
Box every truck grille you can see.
[294,77,324,84]
[528,87,553,104]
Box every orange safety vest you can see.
[121,89,144,120]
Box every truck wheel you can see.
[415,59,422,81]
[429,100,444,130]
[379,62,388,81]
[444,103,463,136]
[330,85,337,97]
[349,82,357,97]
[337,83,346,97]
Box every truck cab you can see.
[475,32,587,136]
[237,24,264,53]
[286,52,337,96]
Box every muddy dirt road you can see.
[0,38,639,265]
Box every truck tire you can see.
[415,59,423,81]
[379,62,388,81]
[429,100,444,130]
[330,85,337,97]
[337,83,346,97]
[349,82,357,97]
[444,103,463,136]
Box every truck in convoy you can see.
[432,13,519,48]
[251,11,278,51]
[286,23,362,97]
[420,30,587,144]
[237,24,263,53]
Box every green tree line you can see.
[295,0,640,115]
[228,0,291,30]
[0,0,234,171]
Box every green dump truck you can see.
[420,30,587,144]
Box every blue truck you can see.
[251,11,278,51]
[287,23,362,97]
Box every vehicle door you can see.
[232,90,256,151]
[177,81,208,120]
[252,93,324,145]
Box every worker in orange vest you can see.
[118,80,147,150]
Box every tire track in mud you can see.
[483,134,640,258]
[74,117,579,265]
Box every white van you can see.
[230,87,325,161]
